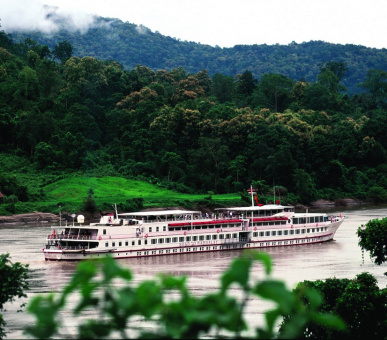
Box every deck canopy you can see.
[215,204,293,212]
[118,210,201,218]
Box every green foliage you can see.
[281,273,386,340]
[1,25,387,207]
[25,251,344,339]
[82,188,97,214]
[0,172,29,202]
[0,253,29,339]
[8,18,387,95]
[357,217,387,265]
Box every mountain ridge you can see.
[5,16,387,95]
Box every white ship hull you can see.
[43,206,344,261]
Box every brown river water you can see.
[1,205,386,339]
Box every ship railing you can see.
[138,214,248,223]
[221,237,248,244]
[47,234,93,240]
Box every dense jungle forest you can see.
[8,16,387,96]
[1,20,387,210]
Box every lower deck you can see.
[44,227,338,261]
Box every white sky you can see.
[1,0,387,49]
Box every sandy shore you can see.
[0,212,60,225]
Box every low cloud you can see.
[0,1,96,34]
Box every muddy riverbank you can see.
[0,198,370,225]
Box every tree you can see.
[195,69,212,95]
[0,254,29,339]
[357,217,387,265]
[292,168,318,204]
[235,70,257,97]
[254,73,293,112]
[52,41,73,64]
[280,272,386,340]
[171,76,205,105]
[83,188,97,214]
[212,73,234,103]
[161,151,186,182]
[25,252,344,339]
[360,69,387,109]
[319,61,348,83]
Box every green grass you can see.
[0,175,245,216]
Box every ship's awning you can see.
[118,210,201,217]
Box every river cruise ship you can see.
[43,203,344,261]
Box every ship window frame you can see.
[179,237,184,242]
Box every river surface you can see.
[1,205,386,339]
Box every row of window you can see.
[104,226,328,248]
[102,219,326,237]
[253,226,328,237]
[148,224,240,232]
[106,233,240,247]
[292,216,326,224]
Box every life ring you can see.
[145,234,148,238]
[254,227,257,231]
[217,229,220,233]
[184,231,187,235]
[99,236,102,240]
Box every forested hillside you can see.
[7,16,387,95]
[1,20,387,213]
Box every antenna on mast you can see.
[273,181,275,204]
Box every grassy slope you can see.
[1,175,244,216]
